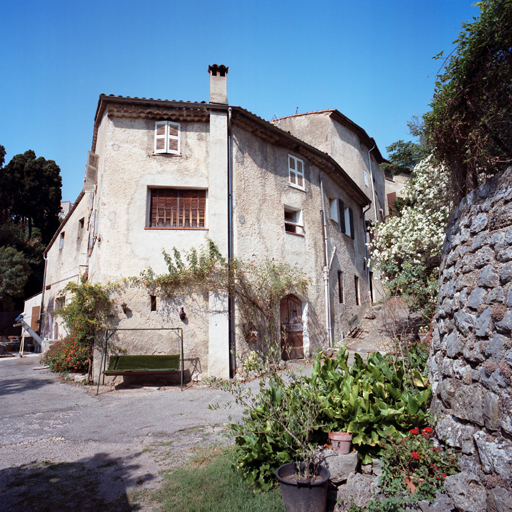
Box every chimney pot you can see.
[208,64,228,104]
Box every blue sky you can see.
[1,0,479,201]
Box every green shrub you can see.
[228,346,432,489]
[41,337,89,374]
[228,372,325,490]
[308,347,431,464]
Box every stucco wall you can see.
[87,113,215,378]
[232,126,371,356]
[384,171,410,216]
[41,194,90,341]
[430,167,512,494]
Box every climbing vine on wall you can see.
[136,238,309,364]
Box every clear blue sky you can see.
[1,0,479,202]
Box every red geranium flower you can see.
[411,452,421,460]
[423,427,433,433]
[410,428,420,435]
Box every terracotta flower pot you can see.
[328,432,352,455]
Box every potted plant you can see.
[327,431,352,454]
[224,372,330,512]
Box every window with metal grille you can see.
[149,189,206,228]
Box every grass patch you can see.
[153,446,285,512]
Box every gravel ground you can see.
[0,310,406,511]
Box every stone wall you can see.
[430,167,512,496]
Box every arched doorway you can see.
[280,294,304,360]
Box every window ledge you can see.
[288,183,306,192]
[145,227,209,230]
[151,152,182,157]
[285,231,305,237]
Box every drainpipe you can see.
[38,252,49,351]
[368,145,377,221]
[319,174,333,348]
[227,106,236,377]
[363,203,372,302]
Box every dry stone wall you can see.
[430,167,512,498]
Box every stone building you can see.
[40,65,386,381]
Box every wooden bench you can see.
[347,315,362,337]
[103,355,183,390]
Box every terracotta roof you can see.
[90,95,372,206]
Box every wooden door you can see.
[31,306,40,333]
[280,295,304,360]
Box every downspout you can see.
[38,252,49,352]
[319,174,333,348]
[227,107,236,378]
[368,145,377,221]
[363,203,372,302]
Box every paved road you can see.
[0,355,245,446]
[0,355,250,511]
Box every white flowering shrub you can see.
[368,157,451,314]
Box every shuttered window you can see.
[154,121,180,154]
[288,155,305,190]
[149,189,206,228]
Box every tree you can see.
[368,157,450,317]
[424,0,512,202]
[0,150,62,243]
[381,140,429,176]
[0,246,31,310]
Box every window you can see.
[78,218,85,238]
[149,189,206,228]
[150,295,157,312]
[288,155,304,189]
[338,200,354,239]
[354,275,360,306]
[55,296,65,310]
[154,121,180,155]
[284,207,304,235]
[329,197,339,223]
[59,232,65,249]
[363,170,369,187]
[338,271,344,304]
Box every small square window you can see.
[154,121,181,155]
[363,170,369,187]
[55,296,65,310]
[59,232,65,249]
[288,155,305,190]
[150,295,157,312]
[284,207,304,235]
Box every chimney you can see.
[208,64,228,104]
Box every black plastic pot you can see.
[276,462,330,512]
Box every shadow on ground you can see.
[0,377,56,397]
[0,452,154,512]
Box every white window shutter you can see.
[155,121,168,153]
[87,151,99,170]
[168,121,180,154]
